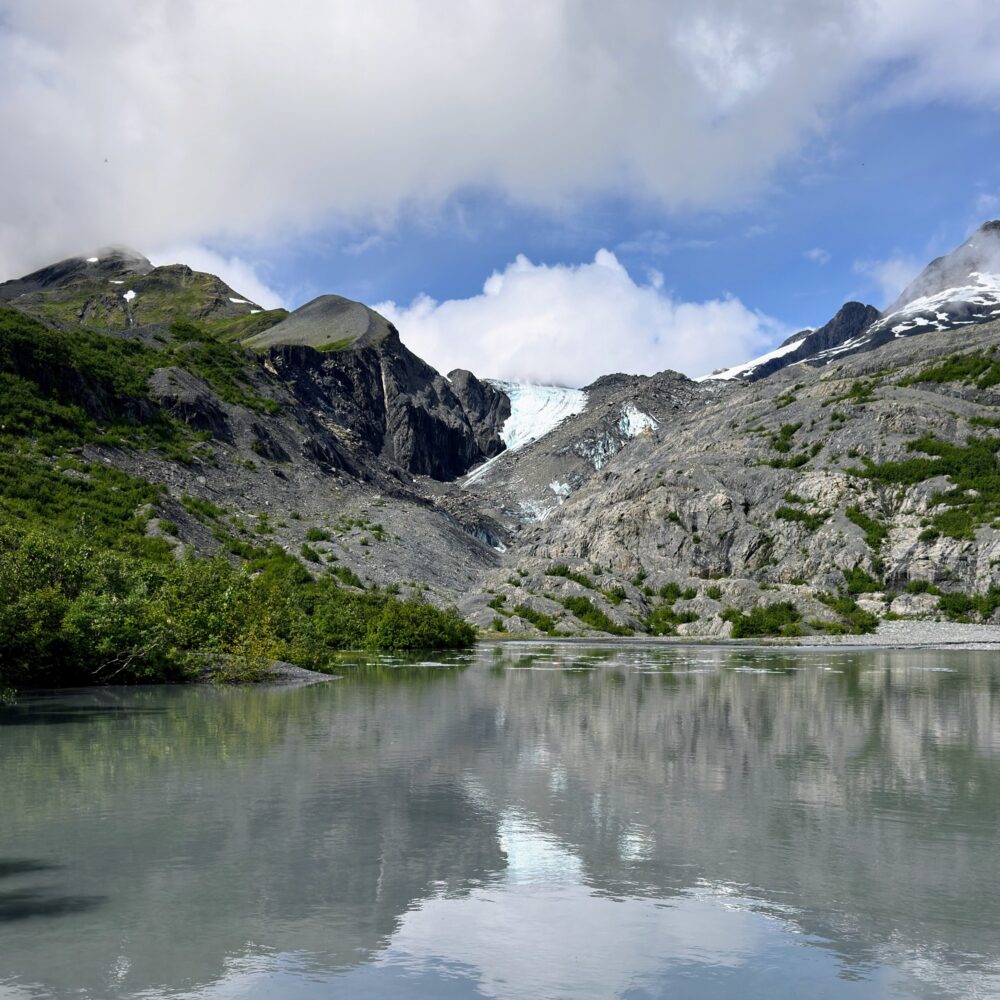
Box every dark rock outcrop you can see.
[446,369,511,459]
[260,301,509,481]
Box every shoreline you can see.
[485,619,1000,652]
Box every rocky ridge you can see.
[710,220,1000,382]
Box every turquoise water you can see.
[2,643,999,999]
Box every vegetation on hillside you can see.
[0,306,475,688]
[850,434,1000,539]
[0,526,474,689]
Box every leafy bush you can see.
[900,349,1000,390]
[845,506,889,550]
[181,494,225,521]
[512,604,557,634]
[937,588,1000,621]
[843,567,881,595]
[814,592,879,633]
[770,422,802,454]
[558,595,632,636]
[0,526,474,688]
[646,605,698,636]
[776,506,828,530]
[722,602,802,638]
[546,563,595,589]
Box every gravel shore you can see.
[791,619,1000,650]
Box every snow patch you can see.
[872,271,1000,336]
[85,256,99,263]
[229,297,250,304]
[122,290,136,303]
[109,280,124,285]
[696,336,808,382]
[250,309,262,314]
[619,404,657,437]
[519,499,556,523]
[549,480,571,501]
[490,381,588,451]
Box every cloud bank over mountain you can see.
[377,251,785,385]
[5,0,1000,279]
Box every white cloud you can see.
[375,250,786,386]
[804,247,831,265]
[853,254,923,306]
[149,245,286,311]
[4,1,1000,277]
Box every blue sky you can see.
[5,1,1000,383]
[259,102,1000,324]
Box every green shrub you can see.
[646,605,697,636]
[815,591,879,633]
[722,602,802,637]
[181,494,225,521]
[775,506,828,530]
[512,604,557,634]
[937,588,1000,622]
[546,563,595,589]
[330,565,364,589]
[0,525,475,688]
[558,595,632,635]
[845,506,889,550]
[770,422,801,454]
[844,567,881,595]
[900,349,1000,390]
[305,527,331,542]
[851,434,1000,539]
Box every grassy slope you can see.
[0,306,473,689]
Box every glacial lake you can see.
[2,643,999,1000]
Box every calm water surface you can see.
[2,643,1000,999]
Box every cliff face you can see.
[261,324,509,481]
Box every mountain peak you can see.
[885,220,1000,316]
[243,294,396,352]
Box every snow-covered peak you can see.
[869,269,1000,339]
[695,336,808,382]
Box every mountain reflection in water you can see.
[1,643,999,999]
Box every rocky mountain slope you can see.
[4,229,1000,645]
